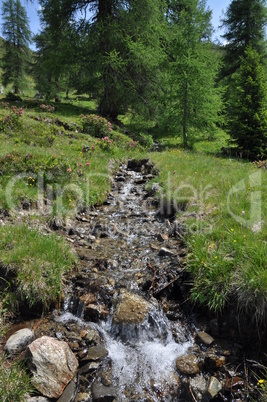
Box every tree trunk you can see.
[183,78,188,148]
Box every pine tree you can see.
[1,0,31,94]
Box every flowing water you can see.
[55,162,194,401]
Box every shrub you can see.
[0,103,24,132]
[80,114,112,138]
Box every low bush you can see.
[80,114,112,138]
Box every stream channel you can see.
[3,159,264,402]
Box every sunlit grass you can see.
[150,148,267,327]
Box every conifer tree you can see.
[164,0,222,148]
[1,0,31,94]
[228,46,267,158]
[221,0,267,158]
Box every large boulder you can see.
[4,328,35,355]
[25,336,78,399]
[113,291,150,324]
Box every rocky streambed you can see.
[1,159,265,401]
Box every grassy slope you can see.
[149,145,266,329]
[0,96,144,328]
[0,94,266,332]
[0,94,266,400]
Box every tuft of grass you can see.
[149,148,267,328]
[0,224,76,310]
[0,356,33,401]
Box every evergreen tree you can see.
[35,0,165,119]
[164,0,222,148]
[228,46,267,158]
[221,0,267,77]
[1,0,31,94]
[220,0,267,158]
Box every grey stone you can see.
[26,398,51,402]
[57,378,77,402]
[82,345,108,362]
[4,328,35,355]
[91,381,116,402]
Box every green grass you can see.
[0,96,145,323]
[0,93,266,338]
[149,148,267,328]
[0,224,76,310]
[0,356,33,401]
[0,99,144,213]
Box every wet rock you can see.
[197,331,215,346]
[207,376,223,399]
[82,345,108,362]
[25,336,78,399]
[158,247,175,257]
[101,370,113,386]
[225,376,245,392]
[75,393,92,402]
[25,397,51,402]
[84,304,110,319]
[78,362,100,375]
[4,328,35,355]
[80,293,96,305]
[57,378,77,402]
[189,375,208,401]
[156,233,168,242]
[84,329,101,345]
[204,352,226,370]
[176,353,200,375]
[91,380,116,402]
[113,291,150,324]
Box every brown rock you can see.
[113,292,150,324]
[176,353,200,375]
[80,293,96,305]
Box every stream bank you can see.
[1,159,266,402]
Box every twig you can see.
[189,384,198,402]
[147,261,157,293]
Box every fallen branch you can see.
[153,268,186,296]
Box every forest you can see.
[0,1,267,401]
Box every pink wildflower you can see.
[67,167,71,173]
[92,145,95,151]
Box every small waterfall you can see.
[94,306,193,402]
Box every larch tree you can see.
[1,0,31,94]
[164,0,222,148]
